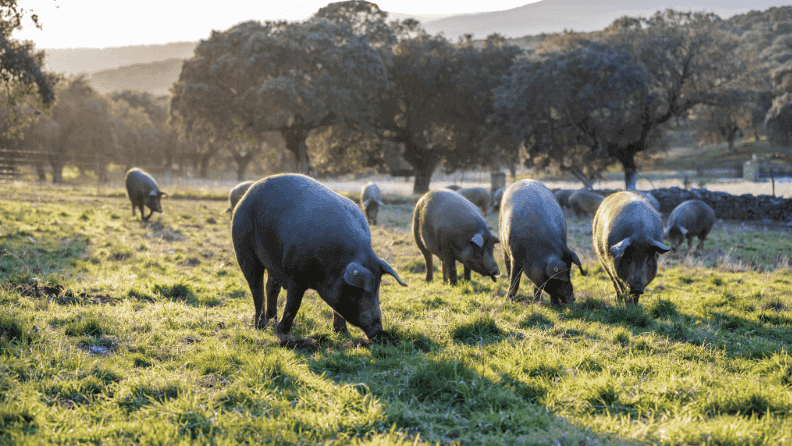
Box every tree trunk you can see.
[727,126,738,154]
[35,161,46,181]
[413,163,434,195]
[51,162,63,184]
[281,125,312,175]
[234,152,254,181]
[198,153,211,178]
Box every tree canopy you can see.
[170,14,390,175]
[495,10,746,189]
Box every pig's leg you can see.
[276,282,307,336]
[332,311,348,333]
[695,235,706,255]
[240,260,266,329]
[504,252,512,276]
[506,258,522,300]
[533,285,543,302]
[264,274,281,323]
[415,240,434,282]
[463,265,471,281]
[446,260,458,286]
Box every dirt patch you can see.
[179,257,201,267]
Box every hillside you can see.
[422,0,792,39]
[88,58,184,97]
[43,41,197,76]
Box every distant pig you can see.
[634,190,660,212]
[500,180,586,305]
[491,186,505,212]
[554,189,574,209]
[232,174,407,340]
[593,191,671,304]
[664,200,716,255]
[125,168,166,222]
[360,182,384,225]
[224,180,255,215]
[413,190,500,285]
[458,187,491,216]
[569,190,604,218]
[446,185,461,191]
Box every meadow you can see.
[1,182,791,445]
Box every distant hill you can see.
[42,3,792,97]
[44,41,197,76]
[88,58,184,97]
[422,0,792,40]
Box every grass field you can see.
[1,183,791,445]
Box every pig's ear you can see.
[611,238,632,261]
[565,248,587,276]
[470,232,484,248]
[149,190,158,197]
[491,234,500,245]
[678,225,688,237]
[343,263,375,292]
[363,199,371,208]
[158,191,167,197]
[651,240,672,254]
[379,259,407,287]
[376,199,384,206]
[545,259,570,282]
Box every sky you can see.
[13,0,539,49]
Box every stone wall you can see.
[555,187,792,222]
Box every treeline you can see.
[2,2,792,192]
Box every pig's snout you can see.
[365,323,384,340]
[490,266,500,282]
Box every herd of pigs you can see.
[124,167,716,341]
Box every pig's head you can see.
[331,259,407,340]
[664,224,688,252]
[542,249,586,305]
[146,190,166,213]
[363,199,381,224]
[458,232,501,282]
[611,237,670,299]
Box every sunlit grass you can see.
[1,185,791,445]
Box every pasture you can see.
[1,182,791,445]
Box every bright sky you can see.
[13,0,538,49]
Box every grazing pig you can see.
[124,168,166,222]
[593,191,671,304]
[500,180,586,305]
[232,174,407,340]
[491,186,505,212]
[458,187,491,216]
[360,182,384,226]
[569,190,604,218]
[664,200,716,255]
[554,189,574,209]
[224,180,255,215]
[413,190,500,285]
[446,185,461,191]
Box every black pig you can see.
[413,190,500,285]
[124,168,166,221]
[593,191,671,304]
[360,182,384,225]
[500,180,586,305]
[232,174,406,340]
[224,180,255,215]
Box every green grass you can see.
[1,184,791,444]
